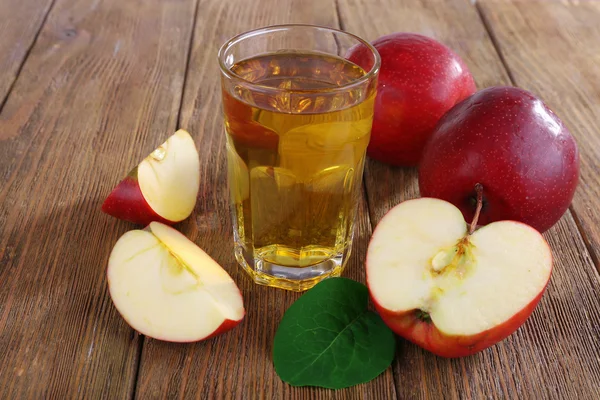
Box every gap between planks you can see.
[129,0,202,398]
[0,0,58,114]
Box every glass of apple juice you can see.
[218,25,380,291]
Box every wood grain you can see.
[477,0,600,273]
[1,0,598,398]
[133,0,397,398]
[0,0,196,397]
[338,0,600,398]
[0,0,55,105]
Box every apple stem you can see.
[469,183,484,235]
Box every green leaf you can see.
[273,277,395,389]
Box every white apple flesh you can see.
[102,129,200,226]
[108,222,245,342]
[366,196,552,357]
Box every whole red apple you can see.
[419,86,579,233]
[347,33,476,166]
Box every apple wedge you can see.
[107,222,245,342]
[102,129,200,226]
[366,189,552,357]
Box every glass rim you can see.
[217,24,380,94]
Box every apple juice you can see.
[222,51,375,290]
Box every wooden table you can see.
[1,0,600,398]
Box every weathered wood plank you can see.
[0,0,55,105]
[133,0,397,398]
[0,0,197,397]
[338,0,600,398]
[478,0,600,272]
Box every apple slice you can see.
[102,129,200,226]
[107,222,245,342]
[366,187,552,357]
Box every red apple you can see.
[419,86,579,233]
[347,32,476,166]
[102,129,200,226]
[108,222,245,342]
[366,194,552,358]
[222,88,279,150]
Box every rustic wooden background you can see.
[1,0,599,398]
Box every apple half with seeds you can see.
[108,222,245,342]
[102,129,200,226]
[366,186,552,357]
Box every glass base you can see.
[234,243,352,291]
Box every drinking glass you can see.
[218,24,380,291]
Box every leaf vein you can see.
[288,309,368,383]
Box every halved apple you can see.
[107,222,245,342]
[366,196,552,358]
[102,129,200,226]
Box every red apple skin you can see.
[419,86,579,233]
[101,171,173,226]
[347,33,476,166]
[117,308,244,343]
[371,285,547,358]
[152,317,244,343]
[202,317,244,341]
